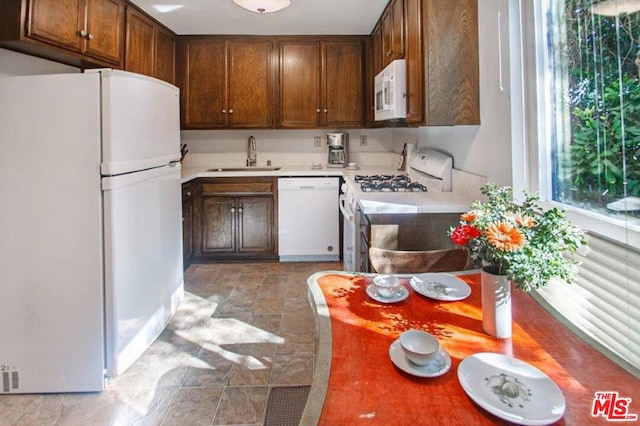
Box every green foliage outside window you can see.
[552,0,640,216]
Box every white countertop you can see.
[356,192,471,214]
[181,164,476,215]
[181,164,345,182]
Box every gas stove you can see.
[354,174,428,192]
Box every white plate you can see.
[410,273,471,301]
[389,340,451,377]
[457,353,566,425]
[366,284,409,303]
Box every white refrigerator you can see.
[0,70,184,393]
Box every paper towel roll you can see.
[406,143,416,159]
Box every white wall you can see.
[392,0,513,186]
[0,48,79,76]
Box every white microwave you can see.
[374,59,406,121]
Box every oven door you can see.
[339,193,360,272]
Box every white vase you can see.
[480,269,512,338]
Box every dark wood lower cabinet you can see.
[182,183,194,268]
[192,177,278,261]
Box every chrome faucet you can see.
[247,135,257,167]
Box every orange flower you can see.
[485,222,525,251]
[515,213,536,228]
[460,212,476,222]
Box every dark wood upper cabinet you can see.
[369,0,479,127]
[125,6,155,76]
[83,0,125,64]
[279,38,364,128]
[381,0,404,68]
[371,22,383,77]
[154,26,176,85]
[404,0,424,125]
[279,41,322,129]
[125,5,176,85]
[179,37,272,129]
[0,0,176,80]
[179,39,226,128]
[423,0,480,126]
[227,40,273,128]
[0,0,125,67]
[27,0,85,52]
[323,40,364,127]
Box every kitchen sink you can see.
[207,166,282,172]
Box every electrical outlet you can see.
[360,135,368,146]
[314,136,321,147]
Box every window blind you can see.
[531,232,640,377]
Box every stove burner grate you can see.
[355,174,428,192]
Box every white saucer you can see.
[311,165,323,170]
[366,284,409,303]
[346,166,360,170]
[389,340,451,377]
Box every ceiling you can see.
[128,0,389,36]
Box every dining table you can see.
[300,270,640,425]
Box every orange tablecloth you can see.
[312,272,639,425]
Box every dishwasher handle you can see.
[339,194,354,222]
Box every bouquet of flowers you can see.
[449,184,587,292]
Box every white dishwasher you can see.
[278,177,340,261]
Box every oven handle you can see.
[339,194,354,222]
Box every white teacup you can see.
[399,330,440,366]
[373,275,400,298]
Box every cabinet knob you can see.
[238,207,243,213]
[229,109,234,114]
[222,109,227,114]
[316,108,321,113]
[80,30,88,37]
[231,207,235,213]
[186,191,191,197]
[324,108,328,113]
[86,33,94,40]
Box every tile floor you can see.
[1,261,342,426]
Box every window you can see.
[539,0,640,229]
[521,0,640,375]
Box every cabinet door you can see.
[155,27,176,85]
[404,0,424,124]
[279,41,321,128]
[228,40,272,128]
[424,0,479,125]
[124,7,155,76]
[84,0,124,65]
[182,184,193,267]
[201,196,236,254]
[371,23,383,77]
[323,41,364,127]
[381,0,404,66]
[237,196,274,254]
[181,40,226,128]
[27,0,84,52]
